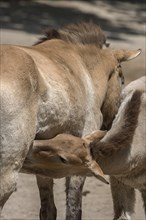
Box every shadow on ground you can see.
[0,0,145,41]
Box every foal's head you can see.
[32,131,108,184]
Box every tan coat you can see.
[0,22,141,219]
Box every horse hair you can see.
[35,21,109,48]
[90,90,142,159]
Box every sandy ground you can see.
[1,174,145,220]
[0,1,145,219]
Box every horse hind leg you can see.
[0,169,18,209]
[0,133,22,211]
[0,129,35,212]
[0,102,37,212]
[0,119,36,212]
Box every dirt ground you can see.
[0,1,145,220]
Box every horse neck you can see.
[34,41,111,108]
[91,90,142,175]
[79,46,111,106]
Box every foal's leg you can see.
[140,189,146,215]
[66,176,86,220]
[36,175,57,220]
[110,176,135,220]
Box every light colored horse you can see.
[0,22,141,219]
[46,76,145,220]
[90,76,146,220]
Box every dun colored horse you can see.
[53,77,145,220]
[0,22,141,219]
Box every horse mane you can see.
[34,29,61,45]
[90,90,142,159]
[34,22,109,48]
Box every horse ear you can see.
[86,160,109,184]
[83,130,107,144]
[113,49,141,62]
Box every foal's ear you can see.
[83,130,109,184]
[83,130,107,144]
[86,160,109,184]
[113,49,141,62]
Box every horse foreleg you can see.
[110,176,135,220]
[140,189,146,216]
[36,175,57,220]
[66,176,85,220]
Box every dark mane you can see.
[90,90,142,159]
[34,22,109,48]
[34,29,61,45]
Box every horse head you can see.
[101,48,141,130]
[23,132,108,184]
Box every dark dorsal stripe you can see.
[34,29,61,45]
[90,90,142,159]
[34,22,108,48]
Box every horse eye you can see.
[58,155,68,164]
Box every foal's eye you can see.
[58,155,68,164]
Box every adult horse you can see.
[0,22,141,219]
